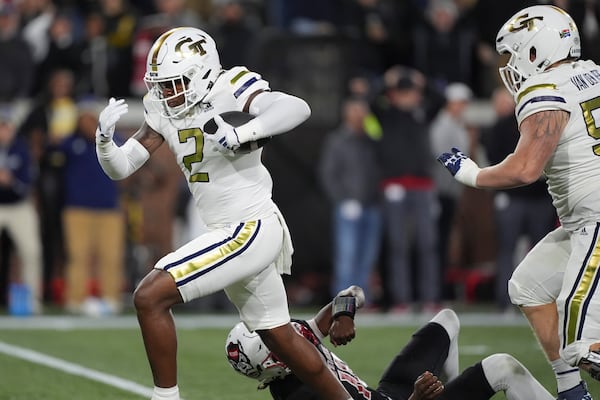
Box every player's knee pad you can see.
[508,272,556,307]
[482,353,519,374]
[430,309,460,340]
[481,353,522,391]
[508,278,528,306]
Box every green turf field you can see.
[0,312,598,399]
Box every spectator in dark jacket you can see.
[0,1,34,101]
[376,66,440,313]
[318,96,382,306]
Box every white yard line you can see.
[0,341,155,398]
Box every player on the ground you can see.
[437,5,599,400]
[95,27,354,400]
[226,285,564,400]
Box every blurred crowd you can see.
[1,0,599,316]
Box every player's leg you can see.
[441,354,554,400]
[260,323,352,400]
[226,265,352,400]
[558,223,600,381]
[134,218,281,399]
[375,309,458,399]
[133,269,183,393]
[509,227,588,395]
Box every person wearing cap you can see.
[375,66,441,314]
[0,106,43,314]
[429,82,474,296]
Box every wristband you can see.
[234,118,264,143]
[332,296,356,320]
[454,158,481,187]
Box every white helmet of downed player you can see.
[495,5,581,95]
[144,27,222,118]
[225,322,291,388]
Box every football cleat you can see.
[557,381,592,400]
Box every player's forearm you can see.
[96,138,150,180]
[311,302,335,336]
[235,92,311,143]
[476,153,543,189]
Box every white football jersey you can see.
[143,66,275,226]
[515,59,600,231]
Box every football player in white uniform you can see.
[226,285,559,400]
[95,27,354,400]
[437,5,599,400]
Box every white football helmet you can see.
[225,322,291,386]
[144,27,222,118]
[496,5,581,95]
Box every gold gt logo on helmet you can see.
[175,37,208,61]
[508,14,544,33]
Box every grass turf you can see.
[0,318,598,399]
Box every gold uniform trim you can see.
[230,70,249,84]
[566,232,600,344]
[517,83,557,103]
[149,28,184,73]
[168,221,258,281]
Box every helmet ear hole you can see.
[529,46,537,62]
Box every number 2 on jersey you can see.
[178,128,209,182]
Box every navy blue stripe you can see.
[233,77,258,98]
[576,222,600,340]
[556,368,580,376]
[562,224,599,347]
[164,223,245,271]
[517,95,566,116]
[176,219,262,286]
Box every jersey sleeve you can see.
[514,78,569,125]
[223,66,271,111]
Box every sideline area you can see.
[0,311,528,330]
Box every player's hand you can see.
[205,115,241,155]
[96,97,128,144]
[336,285,365,309]
[436,147,481,187]
[408,371,444,400]
[329,315,356,347]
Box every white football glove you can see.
[96,97,128,144]
[337,285,365,309]
[437,147,481,187]
[205,115,241,155]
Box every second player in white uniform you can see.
[438,5,599,400]
[95,27,354,400]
